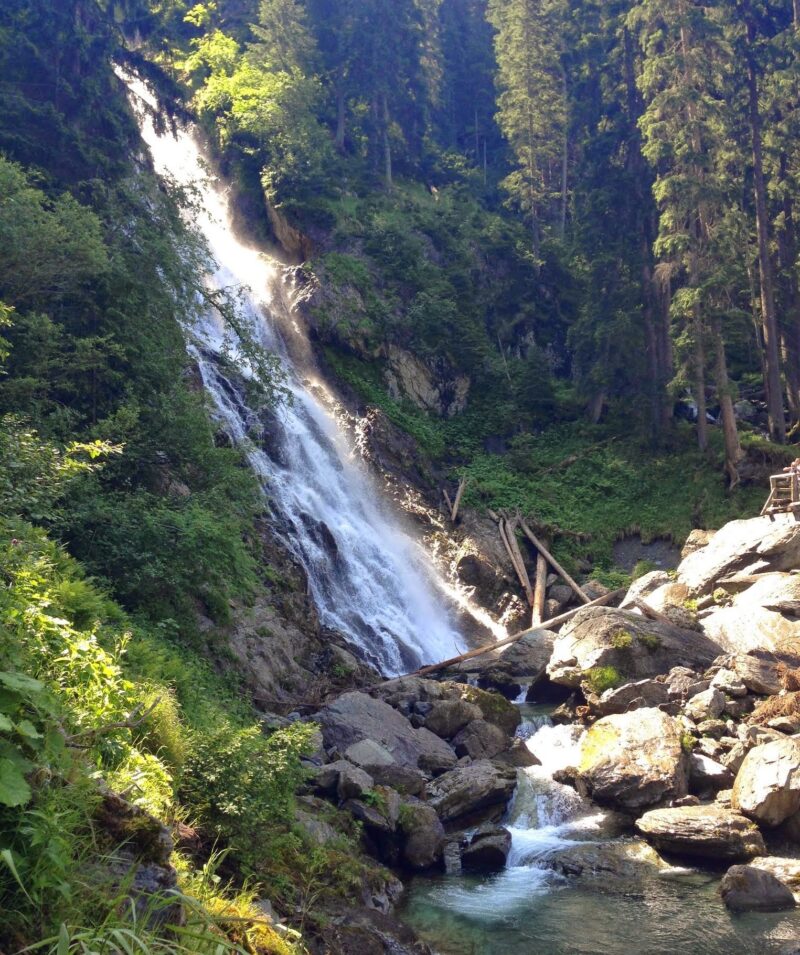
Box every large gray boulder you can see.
[729,652,787,696]
[720,864,796,912]
[398,801,445,870]
[317,692,457,776]
[574,709,687,811]
[542,838,667,884]
[425,760,517,824]
[591,678,670,717]
[702,605,800,658]
[461,825,512,873]
[635,805,765,861]
[733,737,800,827]
[452,720,509,760]
[478,629,556,694]
[424,699,482,739]
[734,573,800,615]
[547,607,722,688]
[677,516,800,597]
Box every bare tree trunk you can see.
[335,69,346,152]
[381,93,392,189]
[559,70,568,240]
[746,22,785,442]
[710,313,743,487]
[532,552,547,626]
[777,153,800,429]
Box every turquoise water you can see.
[403,709,800,955]
[403,865,800,954]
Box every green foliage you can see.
[583,666,624,695]
[610,630,633,650]
[631,560,658,580]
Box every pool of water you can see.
[403,865,800,955]
[402,711,800,955]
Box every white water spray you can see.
[125,75,469,675]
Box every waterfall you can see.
[124,75,467,675]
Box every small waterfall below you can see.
[125,76,469,675]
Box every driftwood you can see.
[408,587,625,678]
[532,551,547,625]
[443,477,469,523]
[498,516,534,606]
[520,518,590,605]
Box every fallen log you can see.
[407,587,625,679]
[532,551,547,625]
[451,476,468,523]
[520,518,590,605]
[498,517,534,606]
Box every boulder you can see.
[547,607,722,688]
[702,606,800,658]
[366,763,427,797]
[677,516,800,597]
[730,653,786,696]
[479,629,555,693]
[685,688,726,722]
[590,678,670,717]
[720,864,796,912]
[461,825,512,873]
[452,720,509,760]
[543,838,667,883]
[317,692,457,776]
[710,668,747,698]
[681,529,716,559]
[495,737,541,769]
[424,699,483,739]
[575,709,688,811]
[337,763,375,802]
[751,856,800,890]
[733,572,800,615]
[398,801,445,870]
[344,739,395,768]
[732,737,800,827]
[462,686,521,735]
[620,570,671,609]
[689,753,735,795]
[636,805,765,861]
[425,760,517,824]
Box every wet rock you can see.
[548,607,722,688]
[720,864,796,912]
[479,629,555,695]
[425,760,517,825]
[544,838,666,883]
[461,824,511,873]
[320,908,432,955]
[575,708,688,811]
[635,805,765,861]
[398,801,445,870]
[424,699,483,739]
[462,686,521,735]
[685,688,726,722]
[318,692,457,777]
[732,737,800,827]
[677,516,800,597]
[452,720,509,760]
[495,737,541,769]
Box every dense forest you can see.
[1,0,800,951]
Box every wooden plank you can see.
[520,518,591,605]
[406,587,625,679]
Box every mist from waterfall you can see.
[125,75,469,675]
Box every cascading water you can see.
[125,75,467,675]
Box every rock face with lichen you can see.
[732,738,800,827]
[547,607,722,688]
[636,805,765,861]
[574,708,688,811]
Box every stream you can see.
[403,704,800,955]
